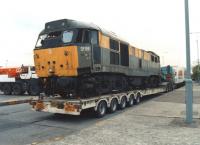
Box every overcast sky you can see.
[0,0,199,67]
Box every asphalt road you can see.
[0,94,129,145]
[153,86,200,104]
[0,84,199,145]
[0,92,32,102]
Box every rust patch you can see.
[35,102,44,110]
[64,103,76,112]
[8,101,17,105]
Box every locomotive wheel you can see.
[144,77,150,88]
[28,79,41,96]
[149,76,158,88]
[96,101,107,118]
[149,77,154,88]
[12,83,23,95]
[109,98,118,113]
[98,75,112,95]
[28,84,40,96]
[119,96,127,109]
[79,76,96,98]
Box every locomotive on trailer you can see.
[34,19,160,98]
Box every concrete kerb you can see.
[0,98,32,107]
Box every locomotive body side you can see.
[34,19,160,97]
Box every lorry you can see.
[30,65,180,118]
[173,66,185,87]
[29,19,178,117]
[0,66,41,95]
[161,65,185,89]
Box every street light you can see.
[196,39,199,65]
[190,32,200,83]
[196,39,200,83]
[190,32,200,66]
[184,0,193,124]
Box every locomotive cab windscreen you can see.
[35,29,97,49]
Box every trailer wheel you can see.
[128,94,134,107]
[3,84,12,95]
[119,96,127,109]
[166,85,170,92]
[12,83,23,95]
[96,101,107,118]
[169,83,174,91]
[109,98,118,113]
[134,93,141,105]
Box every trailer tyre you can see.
[134,93,141,105]
[96,101,107,118]
[128,94,134,107]
[3,84,12,95]
[119,96,127,109]
[109,98,118,113]
[166,85,170,92]
[13,83,23,95]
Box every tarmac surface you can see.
[0,83,200,145]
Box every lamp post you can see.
[190,32,200,83]
[196,39,200,83]
[184,0,193,124]
[190,32,200,66]
[196,39,199,65]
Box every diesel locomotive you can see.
[34,19,160,98]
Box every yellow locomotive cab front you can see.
[34,46,79,77]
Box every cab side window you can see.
[76,29,90,43]
[83,30,89,43]
[90,31,98,45]
[120,43,129,66]
[110,39,119,65]
[91,30,100,64]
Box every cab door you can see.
[90,30,101,65]
[77,29,101,74]
[77,29,92,72]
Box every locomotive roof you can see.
[40,19,126,42]
[43,19,99,32]
[147,51,159,57]
[40,19,159,56]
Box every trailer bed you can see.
[30,83,170,117]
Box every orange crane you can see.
[0,67,21,78]
[0,66,41,95]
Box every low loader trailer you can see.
[30,82,171,117]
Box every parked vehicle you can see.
[0,66,42,95]
[30,19,179,117]
[173,66,185,86]
[161,65,185,89]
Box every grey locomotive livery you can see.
[34,19,160,98]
